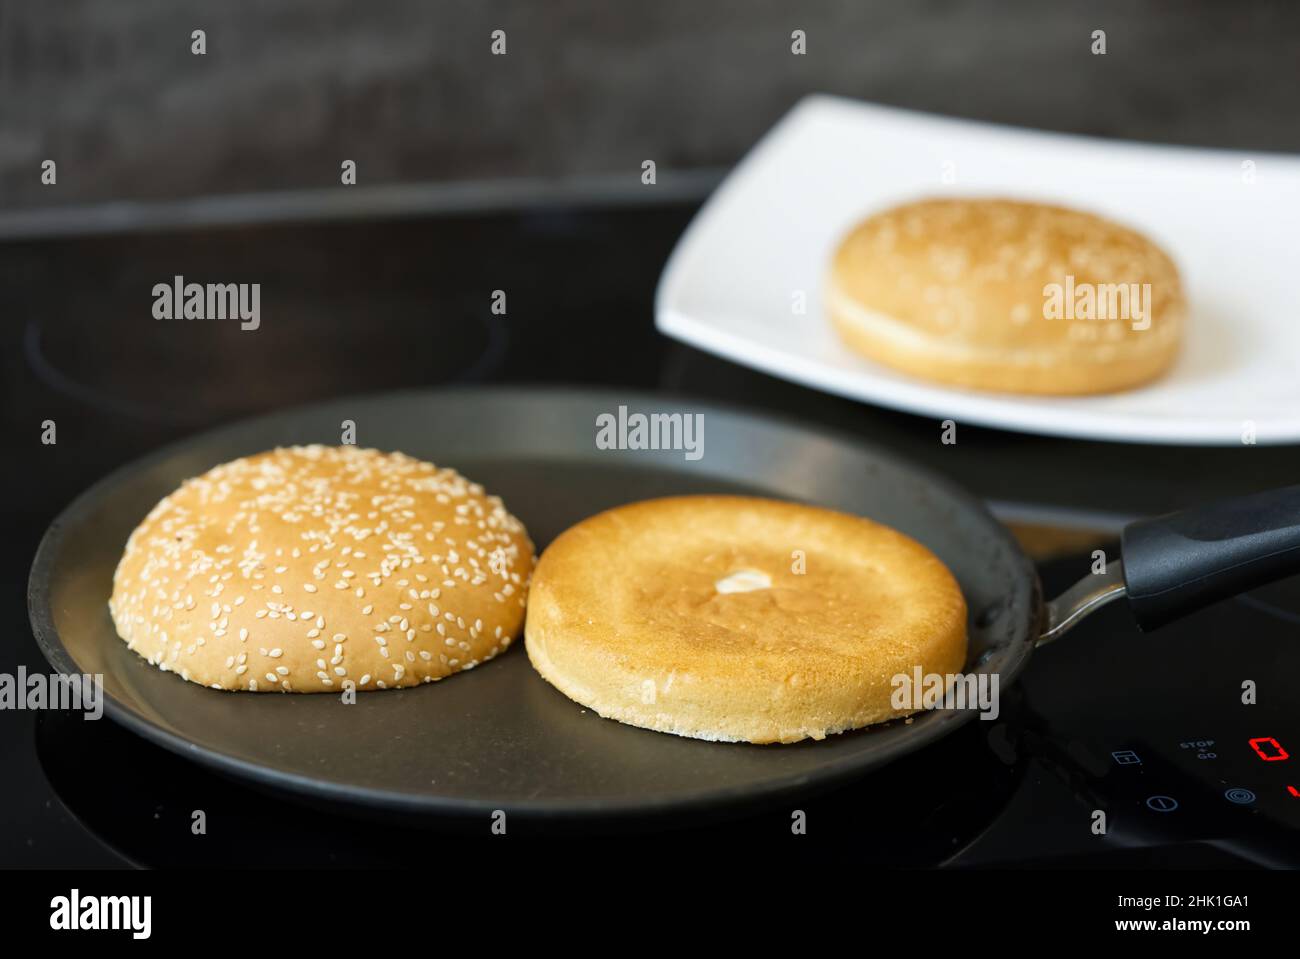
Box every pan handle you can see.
[1120,484,1300,630]
[1040,561,1127,644]
[1039,484,1300,643]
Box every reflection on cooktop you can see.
[1237,577,1300,624]
[24,302,503,427]
[33,688,1023,865]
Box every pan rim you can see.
[27,384,1041,819]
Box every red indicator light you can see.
[1249,737,1290,761]
[1289,786,1300,798]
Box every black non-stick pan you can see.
[26,387,1300,822]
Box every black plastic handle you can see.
[1121,484,1300,630]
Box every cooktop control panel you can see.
[1104,731,1299,835]
[1013,558,1300,864]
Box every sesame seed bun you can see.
[524,495,966,744]
[109,445,534,692]
[827,197,1186,395]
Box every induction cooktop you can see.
[4,201,1298,867]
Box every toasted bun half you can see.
[109,445,534,692]
[827,197,1186,394]
[524,495,967,744]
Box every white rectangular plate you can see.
[655,95,1300,445]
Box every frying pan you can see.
[26,387,1300,822]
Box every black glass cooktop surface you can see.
[4,201,1298,867]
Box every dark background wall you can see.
[2,0,1299,212]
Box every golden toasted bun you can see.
[524,495,966,744]
[827,197,1186,394]
[109,445,534,692]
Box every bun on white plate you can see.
[827,197,1186,395]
